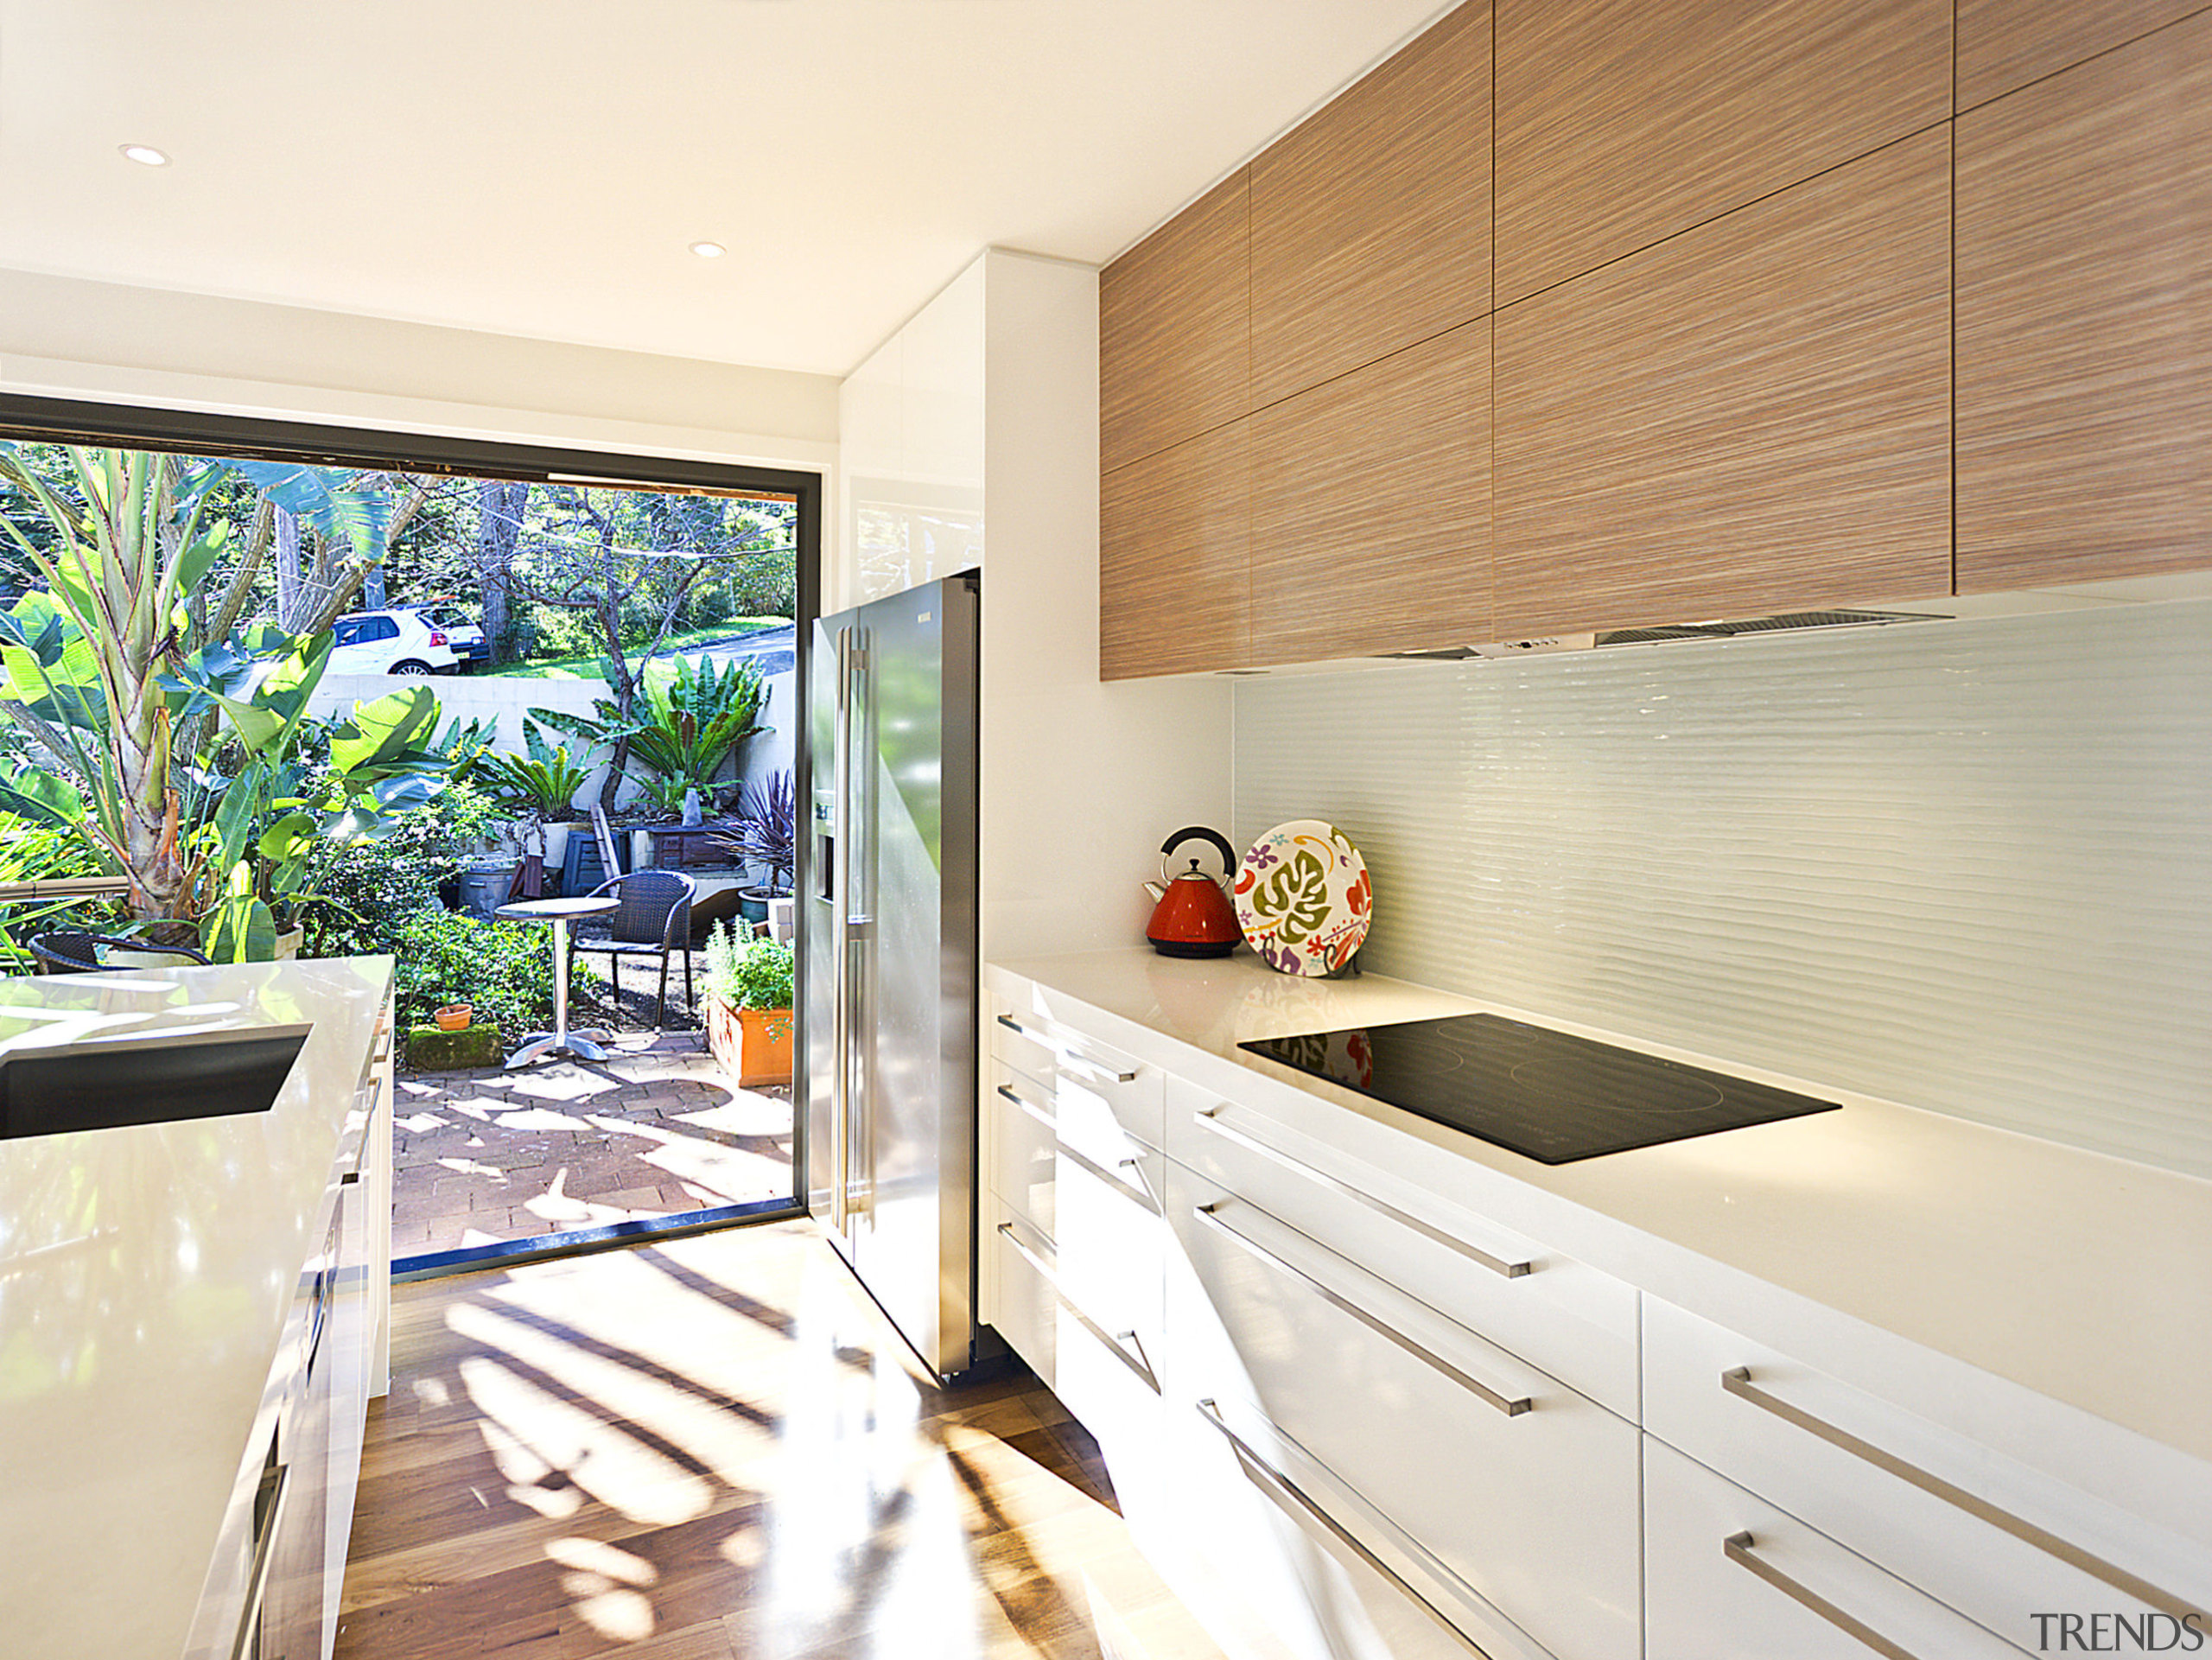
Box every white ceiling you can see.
[0,1,1453,378]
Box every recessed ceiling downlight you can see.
[118,143,170,167]
[689,240,727,258]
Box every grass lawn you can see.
[482,617,790,679]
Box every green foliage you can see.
[533,652,769,806]
[700,922,793,1012]
[388,907,564,1037]
[296,779,499,958]
[474,720,594,820]
[622,654,770,800]
[431,713,499,783]
[0,443,450,957]
[0,822,114,967]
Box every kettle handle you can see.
[1160,826,1239,886]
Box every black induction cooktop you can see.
[1238,1014,1838,1164]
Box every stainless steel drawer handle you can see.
[1197,1203,1531,1416]
[995,1082,1058,1133]
[1117,1155,1158,1206]
[1721,1367,2198,1620]
[1724,1532,1921,1660]
[1059,1139,1161,1216]
[994,1223,1159,1394]
[995,1014,1140,1083]
[1195,1398,1496,1659]
[1195,1107,1532,1279]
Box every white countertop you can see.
[0,956,391,1660]
[989,948,2212,1480]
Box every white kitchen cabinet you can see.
[987,1058,1058,1240]
[1167,1158,1641,1660]
[984,953,2212,1660]
[1643,1297,2212,1657]
[988,1203,1058,1390]
[188,979,394,1660]
[982,995,1167,1398]
[1168,1075,1639,1419]
[1645,1437,2031,1660]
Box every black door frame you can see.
[0,391,824,1276]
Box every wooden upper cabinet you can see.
[1957,14,2212,592]
[1957,0,2202,108]
[1101,419,1251,680]
[1494,130,1952,639]
[1249,1,1491,410]
[1250,319,1491,665]
[1494,0,1951,305]
[1100,169,1250,478]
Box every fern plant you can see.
[474,722,593,821]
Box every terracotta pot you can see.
[707,997,793,1087]
[434,1002,473,1032]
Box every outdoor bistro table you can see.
[494,894,620,1067]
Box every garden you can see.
[0,440,802,1080]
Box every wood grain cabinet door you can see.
[1101,420,1251,679]
[1249,0,1491,410]
[1956,14,2212,591]
[1494,0,1950,305]
[1494,130,1952,640]
[1957,0,2203,109]
[1250,319,1491,665]
[1100,169,1251,478]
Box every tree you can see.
[474,478,529,664]
[500,484,727,807]
[0,443,448,954]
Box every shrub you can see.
[298,779,499,957]
[700,922,793,1012]
[387,908,563,1037]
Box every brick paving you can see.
[391,1033,794,1258]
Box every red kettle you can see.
[1144,827,1243,958]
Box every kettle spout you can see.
[1143,880,1166,901]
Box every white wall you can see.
[0,268,838,493]
[1234,599,2212,1179]
[837,249,1234,959]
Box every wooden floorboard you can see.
[337,1220,1225,1659]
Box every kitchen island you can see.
[984,946,2212,1660]
[0,956,394,1660]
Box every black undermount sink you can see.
[0,1022,314,1141]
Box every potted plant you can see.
[699,921,793,1087]
[717,770,796,927]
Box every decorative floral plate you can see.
[1233,820,1371,976]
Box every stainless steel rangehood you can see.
[1382,571,2212,663]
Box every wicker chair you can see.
[29,932,212,974]
[570,870,697,1028]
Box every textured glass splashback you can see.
[1233,601,2212,1177]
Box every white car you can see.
[328,609,461,676]
[401,601,488,669]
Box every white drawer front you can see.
[1053,1144,1164,1368]
[1647,1436,2033,1660]
[1645,1297,2212,1653]
[1167,1163,1642,1660]
[991,1006,1165,1157]
[987,1204,1056,1389]
[987,1060,1058,1239]
[1173,1078,1638,1417]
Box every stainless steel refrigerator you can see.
[802,571,983,1382]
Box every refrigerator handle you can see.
[829,624,853,1237]
[845,629,874,1221]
